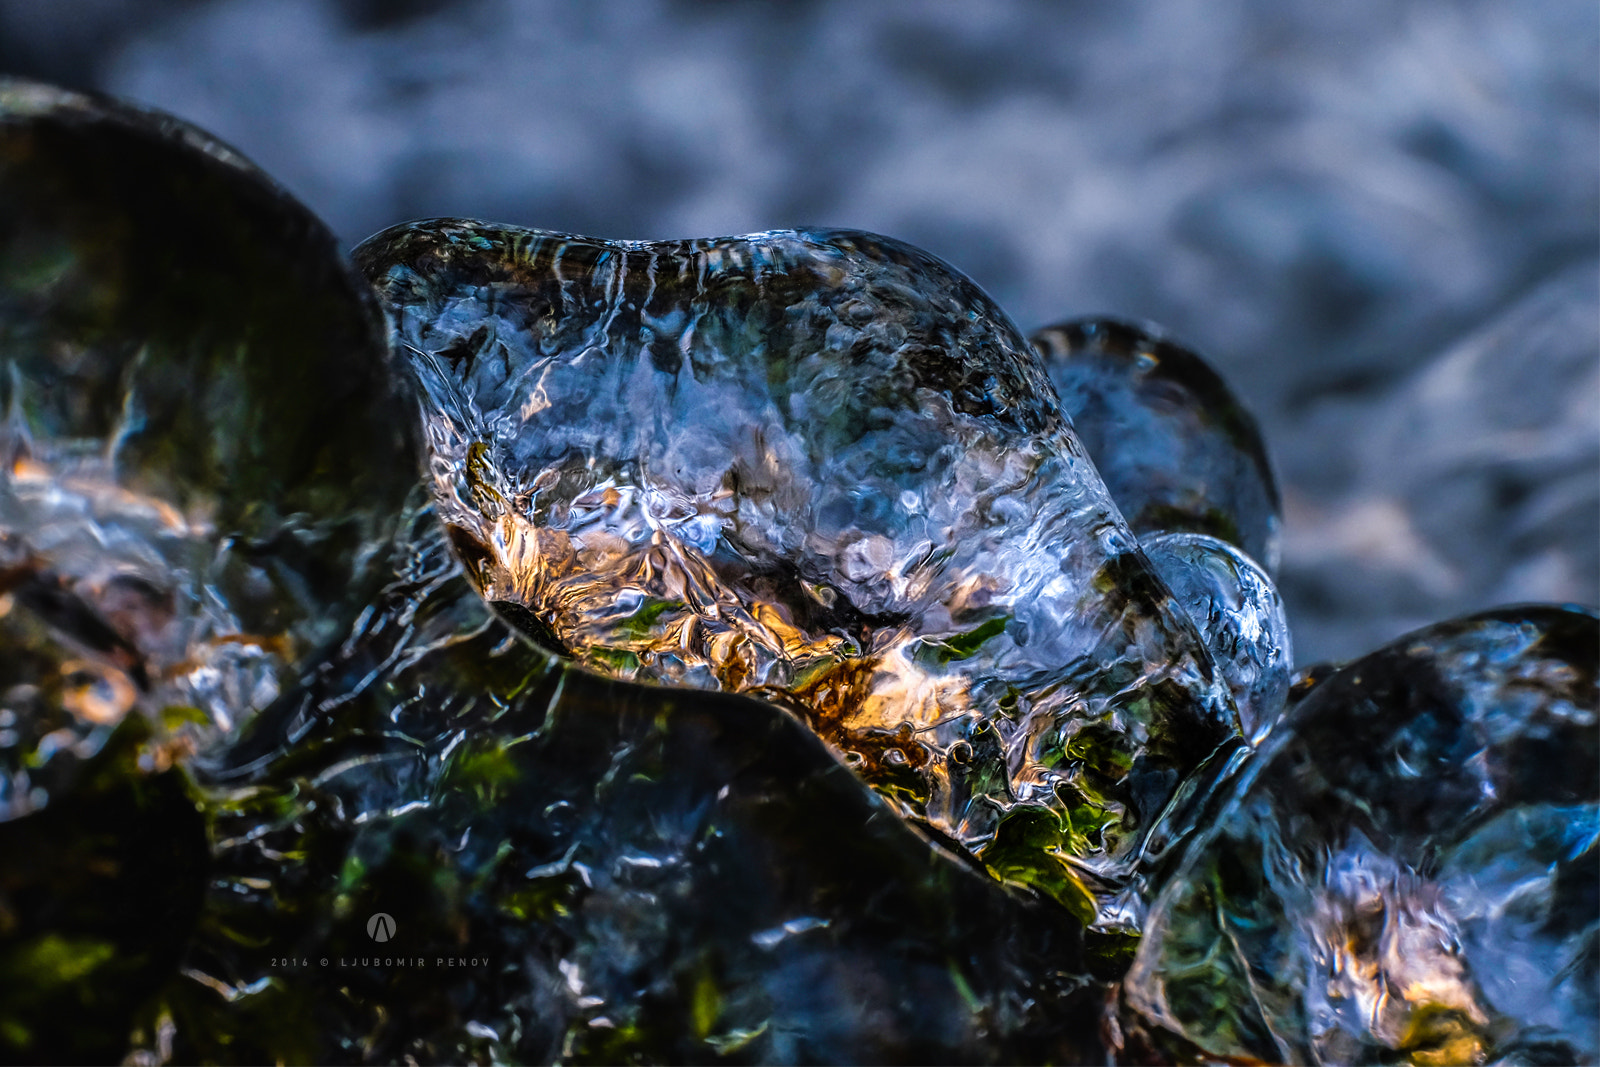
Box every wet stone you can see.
[1119,605,1600,1065]
[1032,317,1281,574]
[357,220,1240,921]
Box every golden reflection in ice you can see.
[1313,847,1489,1065]
[0,448,288,748]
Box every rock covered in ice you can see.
[0,81,421,819]
[135,606,1114,1064]
[1119,605,1599,1065]
[1033,317,1281,574]
[0,78,429,1062]
[357,220,1239,917]
[1029,317,1292,744]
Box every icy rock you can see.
[357,220,1239,918]
[125,462,1108,1064]
[174,660,1104,1064]
[1032,317,1281,575]
[0,80,421,817]
[1119,605,1599,1065]
[1141,531,1292,743]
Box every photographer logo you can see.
[367,912,397,943]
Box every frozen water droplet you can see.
[1141,531,1292,742]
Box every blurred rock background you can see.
[2,0,1594,665]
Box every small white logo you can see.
[367,913,397,943]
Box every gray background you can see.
[4,0,1595,664]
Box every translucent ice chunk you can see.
[0,80,420,815]
[1141,531,1292,742]
[1033,317,1281,574]
[1119,605,1599,1065]
[357,220,1238,915]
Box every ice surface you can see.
[1120,605,1599,1065]
[0,80,418,819]
[1141,531,1292,743]
[0,78,417,1060]
[357,219,1241,921]
[1033,317,1281,574]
